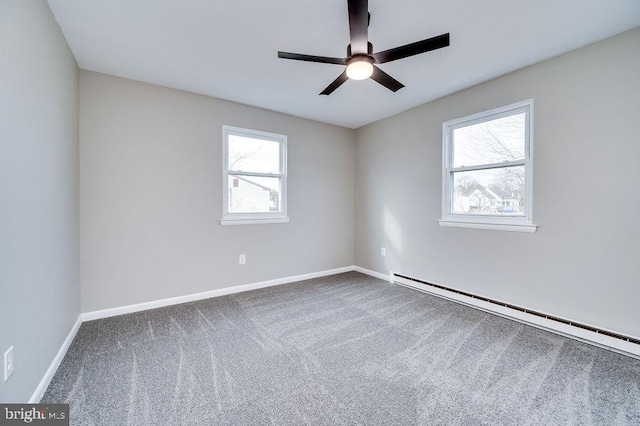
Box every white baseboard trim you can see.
[392,273,640,360]
[82,266,356,322]
[29,314,83,403]
[354,266,390,282]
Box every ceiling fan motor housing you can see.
[346,42,374,58]
[347,54,373,66]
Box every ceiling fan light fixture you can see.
[346,56,373,80]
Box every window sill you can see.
[438,219,537,233]
[220,216,290,226]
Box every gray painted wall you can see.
[355,28,640,338]
[79,71,355,312]
[0,1,80,402]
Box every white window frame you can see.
[439,99,537,233]
[220,125,289,226]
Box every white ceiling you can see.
[47,0,640,129]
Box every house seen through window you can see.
[440,100,536,232]
[221,126,289,225]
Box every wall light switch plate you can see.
[4,346,14,381]
[239,254,246,265]
[381,247,386,257]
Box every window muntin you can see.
[222,126,288,225]
[441,100,535,232]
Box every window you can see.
[221,126,288,225]
[439,99,536,232]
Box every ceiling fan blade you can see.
[348,0,369,54]
[278,51,347,65]
[372,33,450,64]
[370,66,404,92]
[320,71,349,95]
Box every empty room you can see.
[1,0,639,424]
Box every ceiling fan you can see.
[277,0,450,95]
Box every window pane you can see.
[452,112,525,167]
[452,166,525,216]
[228,175,281,213]
[228,135,280,174]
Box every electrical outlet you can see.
[381,247,386,257]
[239,254,246,265]
[4,346,14,381]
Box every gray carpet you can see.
[42,272,640,425]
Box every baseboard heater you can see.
[391,272,640,353]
